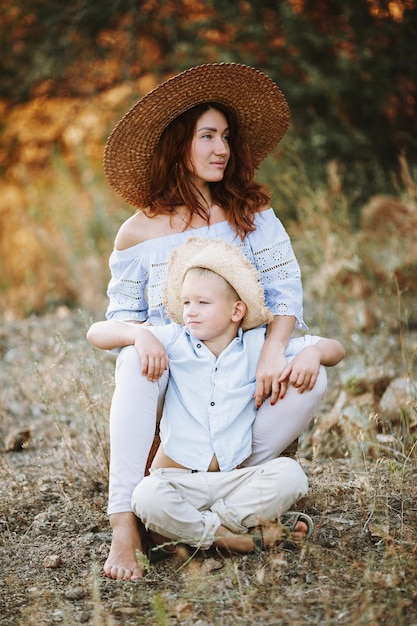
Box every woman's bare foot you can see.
[104,512,145,581]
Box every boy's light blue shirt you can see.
[146,323,321,472]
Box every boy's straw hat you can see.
[104,63,290,208]
[164,238,273,331]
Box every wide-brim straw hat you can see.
[104,63,290,208]
[164,237,273,331]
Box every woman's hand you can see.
[254,341,288,408]
[254,315,295,407]
[134,331,169,382]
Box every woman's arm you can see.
[250,210,306,406]
[250,209,306,330]
[254,314,295,408]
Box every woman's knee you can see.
[116,345,142,375]
[114,345,167,402]
[312,365,327,400]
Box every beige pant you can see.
[131,457,308,549]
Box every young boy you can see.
[87,238,345,557]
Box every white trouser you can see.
[131,458,308,549]
[108,345,327,515]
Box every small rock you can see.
[52,610,63,623]
[340,362,394,397]
[113,607,139,616]
[201,557,224,573]
[379,377,416,420]
[5,429,31,452]
[170,601,194,619]
[367,523,390,543]
[43,554,62,568]
[78,611,90,623]
[64,587,85,600]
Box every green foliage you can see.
[136,549,151,573]
[152,594,169,626]
[271,2,417,207]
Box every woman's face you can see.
[186,108,230,190]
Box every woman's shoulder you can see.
[115,210,163,250]
[251,205,287,234]
[256,204,278,219]
[114,211,145,250]
[259,203,272,213]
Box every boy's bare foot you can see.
[214,517,311,553]
[262,519,309,548]
[104,512,145,581]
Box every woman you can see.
[99,63,327,580]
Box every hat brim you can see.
[164,237,273,331]
[104,63,290,208]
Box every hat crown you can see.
[164,238,273,331]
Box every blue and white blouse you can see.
[106,208,307,329]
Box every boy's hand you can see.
[278,346,321,393]
[134,332,169,381]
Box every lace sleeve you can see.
[248,210,307,329]
[105,248,149,322]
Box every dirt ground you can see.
[1,310,416,626]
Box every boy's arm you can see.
[87,320,143,350]
[313,338,345,367]
[86,320,169,381]
[278,338,345,394]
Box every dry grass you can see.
[1,153,416,624]
[0,303,416,626]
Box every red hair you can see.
[148,103,271,239]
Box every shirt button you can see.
[196,343,202,348]
[210,401,215,406]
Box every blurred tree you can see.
[264,1,417,205]
[1,0,416,207]
[204,0,417,207]
[0,0,213,102]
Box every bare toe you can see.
[293,520,308,539]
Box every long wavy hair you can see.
[148,103,271,239]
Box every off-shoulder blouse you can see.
[106,208,307,329]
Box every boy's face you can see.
[180,272,243,342]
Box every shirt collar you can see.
[185,326,244,348]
